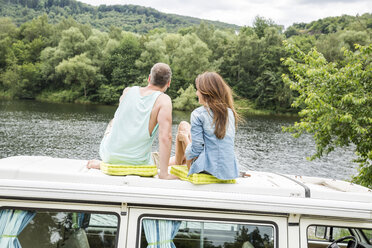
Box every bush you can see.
[173,84,199,111]
[282,42,372,188]
[97,84,121,104]
[36,90,81,103]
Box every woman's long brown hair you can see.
[195,72,240,139]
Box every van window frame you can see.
[306,224,372,246]
[136,213,279,248]
[0,205,121,248]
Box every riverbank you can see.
[234,99,298,117]
[0,91,12,100]
[0,90,97,105]
[1,91,297,117]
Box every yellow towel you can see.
[170,165,236,184]
[100,162,157,177]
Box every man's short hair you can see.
[150,63,172,87]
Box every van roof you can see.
[1,156,371,220]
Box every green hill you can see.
[285,13,372,37]
[0,0,240,32]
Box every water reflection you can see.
[0,100,358,180]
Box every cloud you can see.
[297,0,369,4]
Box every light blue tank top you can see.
[99,86,162,165]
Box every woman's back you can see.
[185,106,239,180]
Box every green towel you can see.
[100,162,157,177]
[170,165,236,184]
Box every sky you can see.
[77,0,372,28]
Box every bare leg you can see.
[87,120,113,169]
[169,121,192,166]
[186,158,193,170]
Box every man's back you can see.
[99,86,162,165]
[88,62,177,179]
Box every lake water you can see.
[0,100,358,180]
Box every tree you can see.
[19,14,52,43]
[135,33,169,76]
[0,17,18,40]
[287,34,316,54]
[225,27,260,99]
[104,32,141,87]
[172,33,212,81]
[284,25,300,38]
[1,63,42,98]
[282,42,372,188]
[252,16,277,39]
[56,53,98,98]
[0,37,13,70]
[39,46,63,87]
[163,33,182,65]
[171,33,212,98]
[57,27,86,58]
[338,30,370,51]
[108,25,123,40]
[254,27,292,111]
[315,33,344,62]
[172,84,199,111]
[84,29,109,66]
[195,21,215,48]
[209,29,234,70]
[97,84,121,104]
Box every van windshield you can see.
[362,229,372,244]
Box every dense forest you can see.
[0,0,239,32]
[0,0,371,113]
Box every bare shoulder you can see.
[119,87,132,103]
[123,87,131,94]
[157,93,172,106]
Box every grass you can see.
[234,98,298,117]
[35,90,90,104]
[0,90,14,100]
[235,99,275,116]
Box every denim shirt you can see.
[185,106,239,180]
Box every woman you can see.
[170,72,240,180]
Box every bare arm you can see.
[157,95,178,179]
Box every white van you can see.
[0,156,371,248]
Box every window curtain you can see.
[143,219,181,248]
[71,213,86,229]
[77,213,85,228]
[0,209,36,248]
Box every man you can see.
[87,63,177,179]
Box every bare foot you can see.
[158,172,179,180]
[86,159,101,169]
